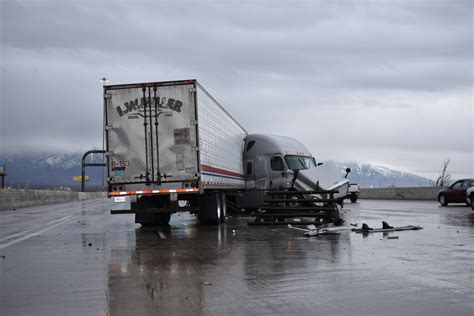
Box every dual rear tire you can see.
[134,192,228,226]
[198,192,226,224]
[134,195,171,226]
[136,213,171,226]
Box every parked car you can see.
[467,187,474,210]
[438,179,474,206]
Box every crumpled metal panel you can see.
[293,161,349,200]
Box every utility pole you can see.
[0,164,6,189]
[100,77,109,191]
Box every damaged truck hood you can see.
[293,161,349,198]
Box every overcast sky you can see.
[1,0,472,179]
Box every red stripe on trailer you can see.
[109,188,199,197]
[201,164,245,179]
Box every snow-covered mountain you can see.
[332,161,433,188]
[0,153,433,189]
[0,153,106,189]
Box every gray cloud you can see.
[1,0,472,179]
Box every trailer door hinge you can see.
[188,87,196,93]
[104,93,112,99]
[105,125,113,130]
[192,146,199,152]
[190,120,198,126]
[105,151,114,156]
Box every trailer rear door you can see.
[105,82,199,186]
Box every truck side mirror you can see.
[345,167,351,178]
[283,169,294,177]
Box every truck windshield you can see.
[284,155,316,170]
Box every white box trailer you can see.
[104,79,350,226]
[105,79,247,224]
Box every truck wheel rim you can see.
[216,195,221,220]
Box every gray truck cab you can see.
[243,134,314,190]
[238,134,349,210]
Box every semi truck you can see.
[104,79,349,225]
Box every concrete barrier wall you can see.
[0,189,106,211]
[0,187,445,209]
[360,187,444,201]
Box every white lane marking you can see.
[0,215,75,249]
[157,231,166,239]
[0,216,74,243]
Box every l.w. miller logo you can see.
[116,96,183,117]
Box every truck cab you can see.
[243,134,311,191]
[239,134,349,210]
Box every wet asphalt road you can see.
[0,199,473,315]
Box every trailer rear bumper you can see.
[111,207,200,214]
[108,188,200,197]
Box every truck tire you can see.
[135,213,171,226]
[219,193,227,223]
[470,194,474,211]
[134,195,171,226]
[198,192,222,224]
[350,195,358,203]
[326,202,341,224]
[156,213,171,225]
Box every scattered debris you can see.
[88,243,92,247]
[288,224,354,237]
[289,221,422,237]
[1,255,5,259]
[203,281,212,285]
[387,236,399,239]
[354,221,422,233]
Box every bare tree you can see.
[435,159,452,187]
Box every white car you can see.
[467,187,474,211]
[347,183,360,203]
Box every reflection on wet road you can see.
[1,199,473,315]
